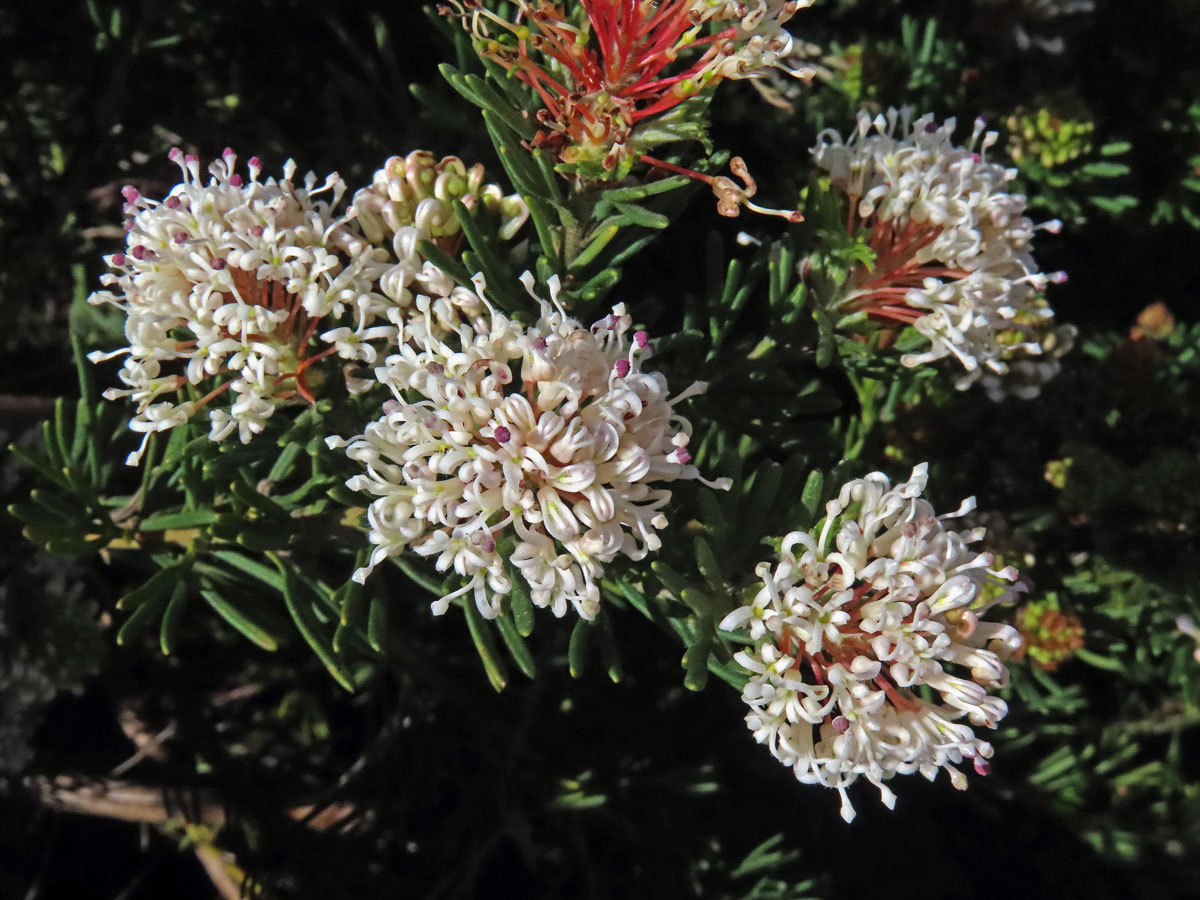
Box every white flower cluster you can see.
[720,464,1024,822]
[90,150,530,464]
[330,273,728,621]
[88,149,390,463]
[327,151,530,366]
[689,0,815,79]
[813,108,1073,398]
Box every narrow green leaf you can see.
[462,596,509,692]
[138,509,218,532]
[505,558,536,636]
[159,582,189,655]
[201,588,284,653]
[683,627,713,691]
[367,594,388,653]
[268,442,304,483]
[800,469,825,525]
[611,201,670,229]
[569,218,624,271]
[117,585,172,646]
[595,610,623,683]
[694,536,725,596]
[600,174,690,203]
[8,501,72,528]
[495,611,537,679]
[117,561,186,611]
[209,551,287,593]
[531,148,565,205]
[1081,161,1130,178]
[230,477,287,519]
[277,560,356,690]
[568,617,592,678]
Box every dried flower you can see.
[721,464,1024,822]
[330,272,730,620]
[89,149,388,464]
[813,109,1074,399]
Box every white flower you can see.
[89,148,389,463]
[344,151,529,346]
[330,272,730,622]
[689,1,815,79]
[720,464,1025,822]
[813,109,1070,398]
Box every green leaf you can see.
[595,610,624,683]
[159,582,190,655]
[277,559,357,690]
[568,617,592,678]
[611,201,670,229]
[569,217,624,271]
[694,536,726,596]
[208,550,287,593]
[505,558,536,637]
[495,610,537,679]
[367,594,389,653]
[600,174,691,203]
[138,509,218,532]
[683,627,713,691]
[117,560,188,611]
[117,583,172,646]
[462,595,509,692]
[438,64,537,140]
[1080,161,1130,179]
[201,589,284,653]
[800,469,825,525]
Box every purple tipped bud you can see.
[124,220,133,231]
[173,232,188,244]
[184,153,197,164]
[634,330,649,349]
[1050,271,1068,284]
[110,252,125,267]
[479,532,496,553]
[229,173,243,187]
[425,362,444,375]
[831,716,850,735]
[673,448,691,465]
[970,153,982,163]
[614,359,631,378]
[493,425,511,443]
[222,146,235,158]
[211,257,227,270]
[1042,219,1063,234]
[165,196,181,209]
[250,225,265,237]
[974,758,992,776]
[248,156,262,169]
[131,245,147,260]
[382,399,403,415]
[168,147,183,161]
[925,122,939,133]
[532,336,548,351]
[121,185,139,201]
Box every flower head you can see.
[1013,596,1084,671]
[813,109,1072,398]
[443,0,812,178]
[330,272,729,620]
[89,149,388,463]
[720,464,1024,822]
[341,152,529,351]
